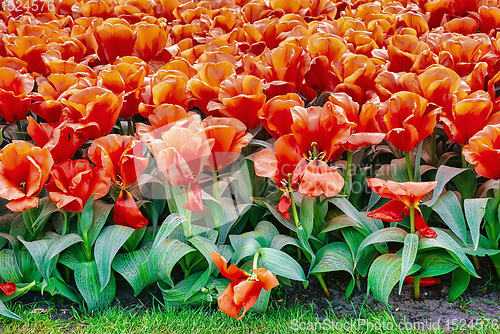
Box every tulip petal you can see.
[0,282,16,296]
[183,181,203,212]
[277,193,291,220]
[210,251,250,280]
[217,280,244,319]
[251,268,280,291]
[367,199,406,222]
[113,189,148,230]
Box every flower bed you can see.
[0,0,500,322]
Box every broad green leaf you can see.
[414,250,458,278]
[112,247,159,296]
[43,278,83,306]
[448,267,470,302]
[158,272,214,308]
[75,261,116,313]
[0,213,20,249]
[399,234,419,294]
[257,248,306,281]
[86,201,113,247]
[149,213,186,257]
[321,214,362,234]
[0,298,21,320]
[150,239,195,288]
[426,166,467,206]
[310,242,354,276]
[217,198,251,244]
[0,281,36,303]
[391,156,412,182]
[418,228,478,277]
[452,169,477,200]
[229,221,278,249]
[299,196,315,239]
[464,198,488,251]
[329,197,383,233]
[367,253,420,310]
[43,233,83,280]
[256,197,297,232]
[231,238,261,265]
[27,197,58,235]
[270,235,300,251]
[0,233,21,276]
[18,236,57,280]
[0,250,42,283]
[187,235,218,299]
[94,225,135,290]
[79,195,96,236]
[431,191,467,244]
[354,227,408,265]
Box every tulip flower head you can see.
[210,251,279,320]
[463,124,500,180]
[367,178,438,238]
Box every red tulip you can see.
[91,18,135,64]
[210,251,279,320]
[0,68,40,123]
[258,93,304,138]
[0,282,16,296]
[463,125,500,180]
[46,159,110,212]
[403,276,440,287]
[380,92,441,152]
[0,141,53,212]
[367,178,438,238]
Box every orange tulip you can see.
[463,125,500,180]
[98,62,147,119]
[91,18,135,64]
[291,157,345,198]
[188,61,235,115]
[214,74,266,129]
[0,141,53,212]
[367,178,438,238]
[2,35,49,74]
[144,73,191,110]
[0,282,16,296]
[46,159,110,212]
[381,92,441,152]
[60,87,124,138]
[88,134,148,229]
[0,68,40,123]
[27,117,100,164]
[328,93,385,152]
[478,5,500,35]
[148,120,214,211]
[202,116,253,172]
[210,251,279,320]
[307,34,347,62]
[375,71,418,101]
[258,93,304,138]
[443,17,480,35]
[441,91,498,146]
[133,24,168,62]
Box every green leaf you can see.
[75,261,116,313]
[452,169,477,200]
[255,197,297,231]
[448,267,470,303]
[321,214,363,234]
[0,298,21,320]
[414,141,423,182]
[413,250,458,278]
[270,235,300,251]
[399,234,419,294]
[426,166,467,206]
[231,238,261,265]
[229,221,278,250]
[86,201,113,247]
[431,191,467,245]
[18,236,57,280]
[391,156,412,182]
[150,239,196,288]
[257,248,306,281]
[0,250,42,283]
[158,272,214,308]
[367,253,420,310]
[187,235,218,299]
[329,197,383,233]
[217,198,252,244]
[464,198,488,251]
[418,228,478,277]
[354,227,408,265]
[0,213,20,249]
[79,195,96,236]
[0,232,21,277]
[94,225,135,290]
[43,278,83,306]
[310,242,354,279]
[299,196,315,239]
[43,233,83,280]
[112,246,159,296]
[149,213,186,257]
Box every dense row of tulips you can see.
[0,0,500,321]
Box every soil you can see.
[6,257,500,329]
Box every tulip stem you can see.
[314,273,331,299]
[414,276,421,301]
[82,232,92,262]
[405,152,414,181]
[212,171,218,200]
[127,118,134,136]
[289,191,300,228]
[431,129,436,166]
[252,251,259,270]
[342,151,353,198]
[16,121,23,132]
[461,146,467,169]
[184,209,192,238]
[409,206,415,234]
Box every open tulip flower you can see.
[88,134,148,229]
[46,159,110,212]
[0,141,53,212]
[367,178,438,238]
[148,120,214,212]
[0,68,41,123]
[210,251,279,320]
[258,93,304,138]
[380,91,441,153]
[463,124,500,180]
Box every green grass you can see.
[1,301,499,334]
